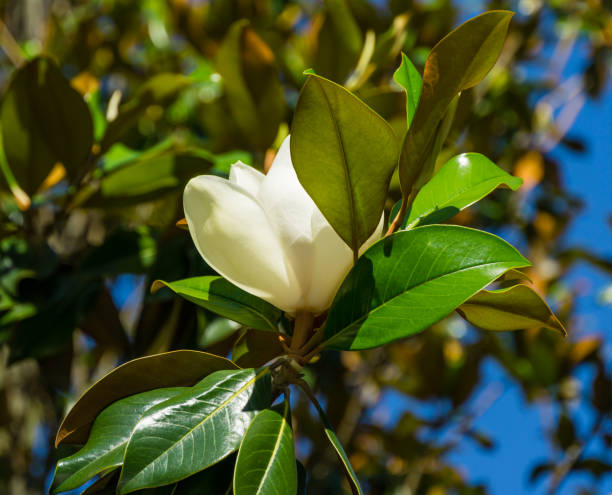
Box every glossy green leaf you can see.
[306,387,363,495]
[52,388,186,493]
[234,397,296,495]
[291,74,399,255]
[56,350,238,446]
[216,21,285,150]
[457,283,567,335]
[399,11,513,197]
[404,153,522,229]
[323,225,530,350]
[393,53,422,127]
[118,368,272,494]
[1,56,93,193]
[100,73,190,153]
[151,276,282,332]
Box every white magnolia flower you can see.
[183,136,383,314]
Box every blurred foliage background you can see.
[0,0,611,494]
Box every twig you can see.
[0,17,26,66]
[547,413,605,495]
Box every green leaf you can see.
[234,397,296,495]
[404,153,522,229]
[100,73,190,153]
[56,350,238,446]
[216,21,285,150]
[393,53,422,127]
[457,283,567,335]
[1,56,93,194]
[52,388,186,493]
[323,225,530,350]
[151,276,282,332]
[398,11,513,198]
[118,368,272,494]
[291,74,399,255]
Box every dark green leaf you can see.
[393,53,422,127]
[151,276,282,332]
[399,11,513,198]
[118,368,272,494]
[174,455,235,495]
[234,397,296,495]
[216,21,285,150]
[1,56,93,193]
[291,74,399,255]
[52,388,186,493]
[404,153,522,229]
[56,350,238,446]
[313,0,362,82]
[323,225,530,350]
[457,283,566,335]
[296,460,308,495]
[9,277,101,363]
[79,228,157,278]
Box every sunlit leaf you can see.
[291,74,398,254]
[118,368,271,494]
[151,276,282,331]
[404,153,522,228]
[52,388,185,493]
[399,11,513,198]
[56,351,238,446]
[323,225,530,350]
[393,53,422,127]
[457,283,566,335]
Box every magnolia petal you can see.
[304,219,354,312]
[184,175,301,312]
[258,136,317,248]
[229,161,265,196]
[304,213,384,312]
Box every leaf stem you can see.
[386,197,407,236]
